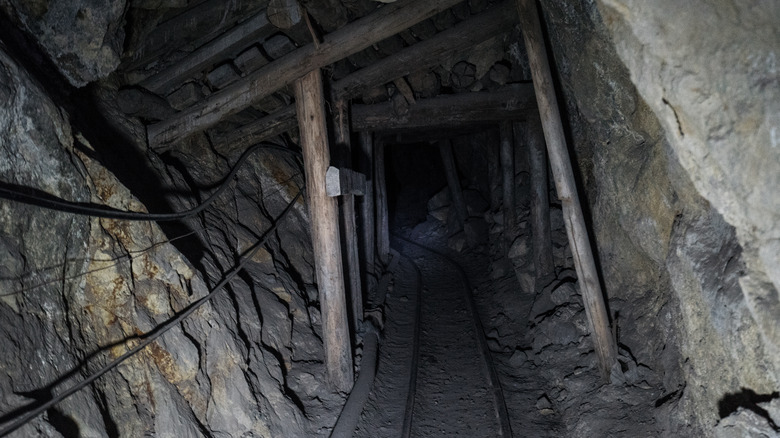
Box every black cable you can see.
[0,172,304,298]
[0,190,302,437]
[0,143,301,221]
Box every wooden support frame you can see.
[516,0,618,379]
[439,139,468,228]
[358,131,377,296]
[210,105,297,156]
[375,137,390,265]
[333,99,364,335]
[500,122,516,232]
[523,120,554,285]
[139,11,274,93]
[294,70,353,391]
[351,84,536,132]
[332,1,517,101]
[147,0,466,149]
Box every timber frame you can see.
[119,0,618,388]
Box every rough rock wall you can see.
[0,19,340,438]
[594,0,780,366]
[537,0,779,435]
[0,0,127,87]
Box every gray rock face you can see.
[535,0,779,435]
[0,41,339,436]
[0,0,127,87]
[596,0,780,371]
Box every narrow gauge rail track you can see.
[394,235,512,438]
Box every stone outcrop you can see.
[0,0,127,87]
[0,38,339,437]
[536,0,779,434]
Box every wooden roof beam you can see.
[332,1,517,101]
[147,0,467,149]
[351,84,537,132]
[124,0,265,71]
[139,11,275,93]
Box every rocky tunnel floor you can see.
[354,229,505,437]
[349,211,672,437]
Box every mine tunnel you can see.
[0,0,778,437]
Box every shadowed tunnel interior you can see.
[0,1,778,437]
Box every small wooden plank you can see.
[516,0,617,380]
[294,69,353,391]
[326,166,367,197]
[351,84,537,132]
[147,0,466,149]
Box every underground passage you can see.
[0,0,778,436]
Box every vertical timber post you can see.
[359,131,377,294]
[294,70,353,391]
[375,136,390,265]
[500,122,516,233]
[333,98,363,332]
[515,0,618,379]
[439,139,468,228]
[524,119,555,286]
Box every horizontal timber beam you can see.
[332,1,517,101]
[147,0,466,149]
[351,84,537,132]
[124,0,264,71]
[210,105,297,156]
[139,11,274,93]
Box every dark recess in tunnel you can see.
[385,141,448,231]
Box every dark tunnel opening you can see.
[385,141,448,231]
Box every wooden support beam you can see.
[332,1,517,101]
[147,0,465,149]
[210,105,297,156]
[516,0,618,379]
[358,131,377,297]
[294,70,352,391]
[139,11,275,94]
[333,99,363,333]
[124,0,264,71]
[375,137,390,265]
[524,119,554,286]
[351,84,537,132]
[500,122,516,232]
[439,139,468,228]
[326,167,366,197]
[487,128,501,212]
